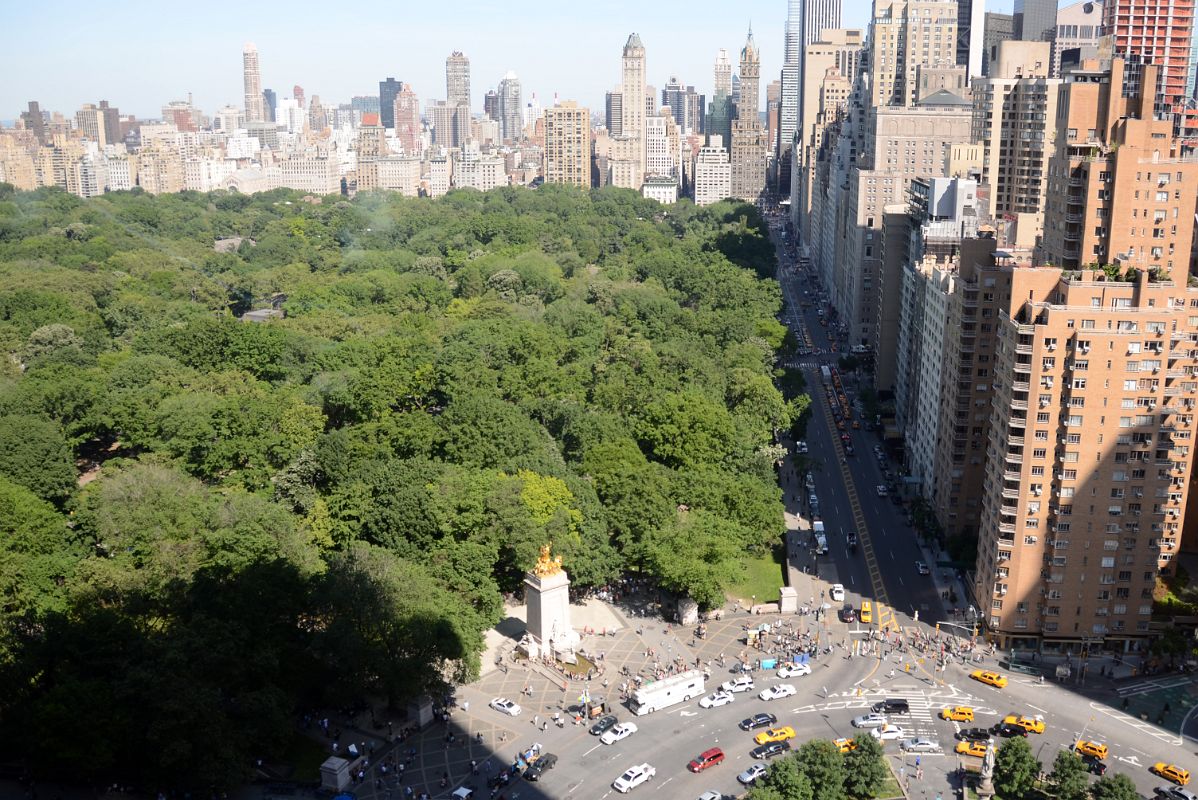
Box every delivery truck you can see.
[628,670,705,715]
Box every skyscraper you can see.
[708,49,734,147]
[483,89,499,122]
[869,0,961,108]
[610,33,647,189]
[20,101,46,145]
[497,72,522,141]
[243,43,265,123]
[605,89,624,135]
[957,0,987,76]
[262,89,277,123]
[447,51,471,110]
[780,0,803,189]
[543,101,591,188]
[804,0,844,46]
[730,28,769,203]
[379,78,403,129]
[394,84,421,154]
[1013,0,1057,42]
[982,12,1015,75]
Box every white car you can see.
[759,684,797,701]
[829,583,845,602]
[721,675,755,693]
[697,793,723,800]
[601,722,638,745]
[852,713,888,728]
[489,697,521,716]
[876,485,888,497]
[871,724,907,741]
[699,690,735,709]
[737,762,768,785]
[797,441,809,454]
[612,763,656,793]
[777,663,812,678]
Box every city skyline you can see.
[2,0,1011,121]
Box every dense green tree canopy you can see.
[0,183,794,788]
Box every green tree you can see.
[1089,773,1141,800]
[644,510,745,609]
[750,753,814,800]
[795,739,847,800]
[994,737,1040,800]
[1049,749,1090,800]
[0,414,76,502]
[843,733,889,799]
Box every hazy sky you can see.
[1,0,1012,120]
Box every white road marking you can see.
[1028,704,1047,714]
[658,777,672,788]
[584,744,602,756]
[568,780,584,794]
[680,711,698,717]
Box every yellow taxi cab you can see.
[1152,763,1191,785]
[955,740,989,758]
[1074,740,1108,760]
[754,726,797,745]
[1002,714,1046,734]
[860,601,873,624]
[969,669,1008,689]
[940,706,975,722]
[834,738,857,753]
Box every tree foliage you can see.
[795,738,848,800]
[1049,750,1090,800]
[843,733,888,799]
[994,736,1040,800]
[0,184,799,787]
[1089,773,1141,800]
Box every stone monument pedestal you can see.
[779,587,798,614]
[320,756,351,791]
[522,545,580,661]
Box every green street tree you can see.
[1089,773,1141,800]
[994,737,1040,800]
[1049,749,1090,800]
[843,733,889,799]
[795,739,848,800]
[750,753,814,800]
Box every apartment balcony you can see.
[1008,435,1025,446]
[1004,451,1024,465]
[1012,380,1030,392]
[998,521,1016,536]
[1167,369,1189,378]
[1016,324,1035,335]
[1013,360,1032,374]
[1000,503,1019,516]
[1010,398,1029,411]
[1065,213,1083,223]
[1002,486,1021,500]
[1003,468,1021,481]
[1015,342,1033,355]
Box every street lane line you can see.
[584,743,602,756]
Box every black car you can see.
[992,723,1029,738]
[589,715,618,736]
[841,604,857,623]
[1081,754,1107,776]
[957,728,992,743]
[524,753,558,781]
[739,713,778,731]
[750,741,792,760]
[873,699,910,715]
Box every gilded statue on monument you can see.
[532,543,564,578]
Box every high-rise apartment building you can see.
[483,90,499,122]
[394,85,422,155]
[379,78,403,130]
[243,43,265,123]
[975,263,1198,650]
[795,29,863,220]
[447,51,471,110]
[730,29,769,203]
[543,101,591,188]
[662,77,703,135]
[497,72,522,142]
[972,41,1060,230]
[262,89,277,123]
[20,101,47,145]
[429,101,465,149]
[983,13,1016,75]
[1102,0,1195,121]
[693,134,732,205]
[1014,0,1058,42]
[869,0,961,108]
[1042,60,1198,273]
[355,114,388,191]
[1053,1,1104,76]
[610,33,647,189]
[645,108,683,180]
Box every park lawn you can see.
[726,550,785,606]
[874,775,905,799]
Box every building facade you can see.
[243,43,265,123]
[543,101,591,188]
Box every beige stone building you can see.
[543,101,591,188]
[730,30,769,203]
[868,0,960,108]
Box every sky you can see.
[0,0,1012,121]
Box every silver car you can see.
[900,737,941,753]
[851,712,888,728]
[737,763,768,785]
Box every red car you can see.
[688,747,725,772]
